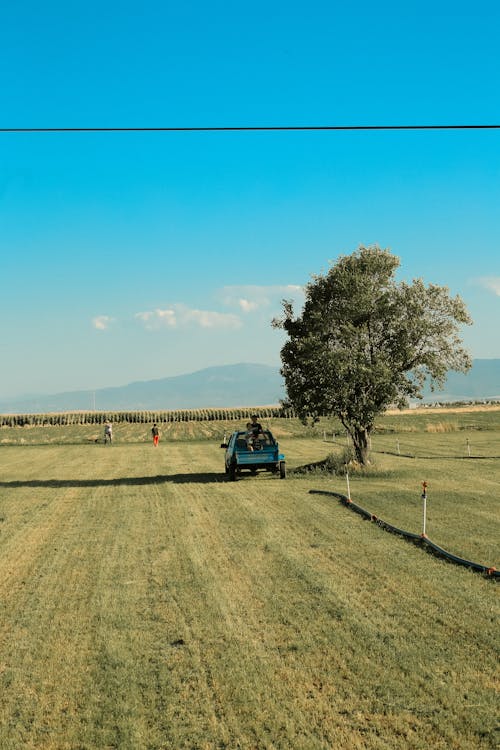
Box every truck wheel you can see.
[280,461,286,479]
[229,462,237,481]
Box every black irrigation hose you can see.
[309,489,499,579]
[375,452,500,460]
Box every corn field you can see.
[0,406,297,428]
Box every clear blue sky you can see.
[1,0,499,398]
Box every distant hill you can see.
[419,358,500,403]
[0,363,285,414]
[0,360,499,414]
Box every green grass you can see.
[0,413,499,749]
[1,405,499,446]
[0,416,322,445]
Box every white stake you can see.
[466,438,471,457]
[421,482,428,536]
[397,439,400,455]
[346,467,351,500]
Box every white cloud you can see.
[135,308,177,329]
[238,298,259,312]
[92,315,114,330]
[135,304,241,330]
[183,308,241,328]
[477,277,500,296]
[219,284,304,312]
[98,287,303,334]
[155,309,177,326]
[135,311,153,322]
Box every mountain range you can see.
[0,360,499,414]
[0,364,285,414]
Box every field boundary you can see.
[310,489,499,578]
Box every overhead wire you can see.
[0,124,499,133]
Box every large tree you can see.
[273,246,472,465]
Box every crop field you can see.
[0,409,499,749]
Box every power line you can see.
[1,124,499,133]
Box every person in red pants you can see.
[151,423,160,446]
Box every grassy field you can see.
[0,410,498,749]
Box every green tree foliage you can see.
[273,246,472,465]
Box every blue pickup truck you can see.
[221,429,286,481]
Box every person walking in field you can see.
[151,423,160,447]
[104,420,113,444]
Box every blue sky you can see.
[1,0,499,399]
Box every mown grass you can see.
[0,412,498,749]
[0,417,313,445]
[290,429,500,567]
[1,405,499,446]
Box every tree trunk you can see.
[351,426,370,465]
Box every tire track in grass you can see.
[0,476,182,749]
[149,475,404,747]
[0,448,165,749]
[141,481,254,748]
[0,485,81,595]
[79,483,157,750]
[146,479,358,748]
[137,477,323,748]
[0,486,107,749]
[218,484,364,745]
